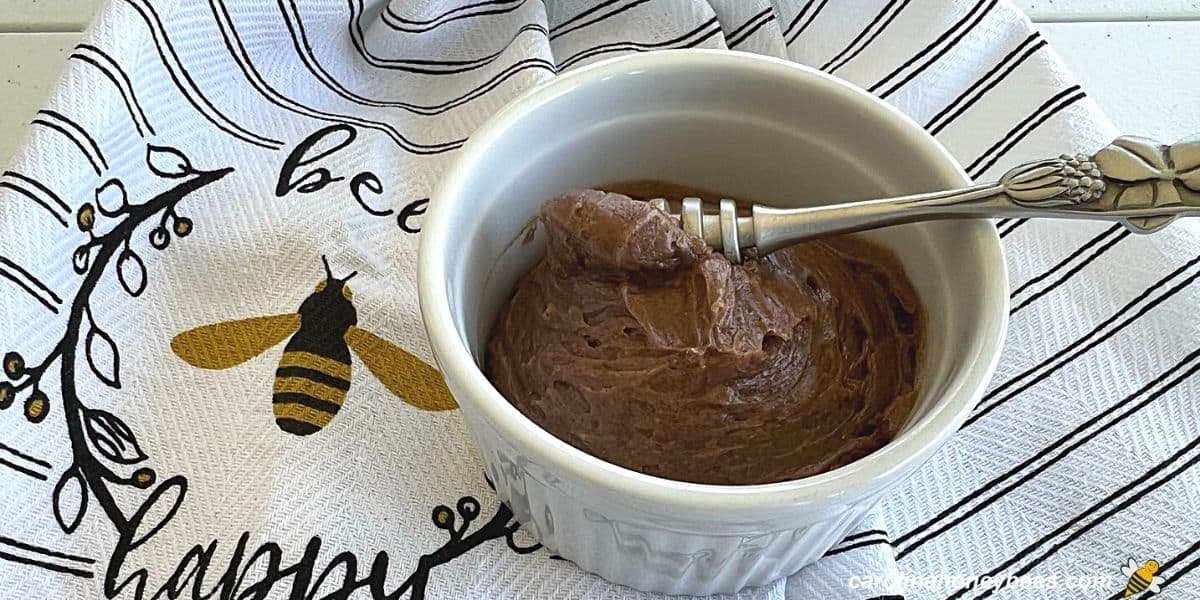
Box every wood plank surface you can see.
[0,32,83,166]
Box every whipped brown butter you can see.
[486,187,924,485]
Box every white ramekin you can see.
[419,50,1008,595]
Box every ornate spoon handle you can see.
[652,135,1200,263]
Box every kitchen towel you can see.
[0,1,1197,599]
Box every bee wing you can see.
[1122,559,1138,576]
[172,314,301,369]
[1150,576,1165,591]
[345,326,457,411]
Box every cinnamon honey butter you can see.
[485,186,925,485]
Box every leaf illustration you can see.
[84,408,147,464]
[72,246,90,274]
[146,145,195,179]
[94,178,128,216]
[85,321,121,388]
[52,468,88,534]
[117,249,147,297]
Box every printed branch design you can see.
[1,144,232,534]
[1,125,544,596]
[396,487,542,600]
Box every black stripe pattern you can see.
[209,0,465,155]
[119,0,283,149]
[819,0,913,74]
[349,0,550,74]
[898,348,1200,559]
[281,0,555,114]
[925,32,1046,135]
[31,110,108,175]
[869,0,997,98]
[967,255,1200,428]
[784,0,829,44]
[1010,224,1131,314]
[382,0,528,33]
[948,434,1200,598]
[550,0,655,42]
[0,172,69,228]
[965,84,1087,179]
[724,7,775,50]
[557,18,721,70]
[0,254,63,312]
[70,44,157,137]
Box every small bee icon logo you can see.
[171,257,456,435]
[1121,558,1165,597]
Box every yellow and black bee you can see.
[1121,559,1164,597]
[171,257,456,435]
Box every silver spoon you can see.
[649,134,1200,263]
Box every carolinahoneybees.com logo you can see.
[1121,558,1165,597]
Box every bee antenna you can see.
[341,271,359,283]
[321,255,333,279]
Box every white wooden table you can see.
[1,0,1197,168]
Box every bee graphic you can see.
[1121,558,1165,597]
[171,257,456,435]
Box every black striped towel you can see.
[0,1,1195,599]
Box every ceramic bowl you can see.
[419,50,1007,595]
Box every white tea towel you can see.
[0,1,1196,599]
